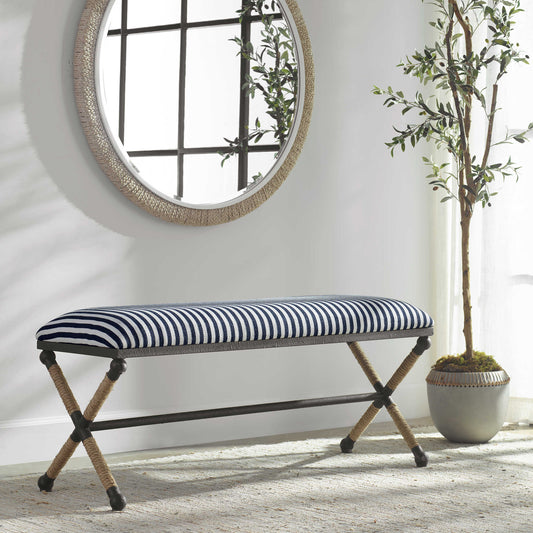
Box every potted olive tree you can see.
[373,0,532,442]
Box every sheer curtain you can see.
[437,7,533,424]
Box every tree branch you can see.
[445,1,475,204]
[445,11,466,152]
[449,0,474,168]
[450,0,473,55]
[481,83,499,170]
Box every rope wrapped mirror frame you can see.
[73,0,314,225]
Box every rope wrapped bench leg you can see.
[347,342,381,386]
[83,437,125,510]
[40,351,80,415]
[340,404,380,452]
[38,438,79,492]
[340,337,430,466]
[386,337,431,393]
[386,402,428,467]
[37,352,127,510]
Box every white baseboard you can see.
[507,397,533,425]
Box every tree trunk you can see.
[461,207,474,360]
[447,0,475,361]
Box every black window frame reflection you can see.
[107,0,284,199]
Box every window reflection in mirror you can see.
[97,0,299,206]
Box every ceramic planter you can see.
[426,370,510,443]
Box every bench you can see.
[35,295,433,511]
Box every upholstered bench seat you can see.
[36,295,433,353]
[36,295,433,511]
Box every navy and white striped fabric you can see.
[36,296,433,350]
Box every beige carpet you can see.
[0,422,532,532]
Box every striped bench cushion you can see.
[36,296,433,351]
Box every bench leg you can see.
[340,337,430,467]
[37,351,128,510]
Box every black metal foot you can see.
[38,473,55,492]
[340,435,355,453]
[107,359,127,381]
[107,486,126,511]
[411,445,428,467]
[39,350,56,369]
[414,336,431,355]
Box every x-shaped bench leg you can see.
[37,351,128,511]
[340,336,431,467]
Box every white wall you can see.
[0,0,434,466]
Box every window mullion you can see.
[118,0,128,144]
[177,0,188,199]
[237,1,252,191]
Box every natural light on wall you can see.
[469,5,533,424]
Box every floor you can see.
[0,419,532,532]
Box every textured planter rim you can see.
[426,369,510,387]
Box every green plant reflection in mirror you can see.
[97,0,299,207]
[220,0,298,183]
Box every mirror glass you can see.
[95,0,303,208]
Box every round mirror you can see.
[74,0,314,225]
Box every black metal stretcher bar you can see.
[37,329,433,512]
[89,393,384,432]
